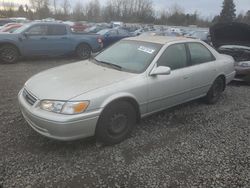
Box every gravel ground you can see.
[0,58,249,188]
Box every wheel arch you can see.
[99,94,141,123]
[75,42,93,52]
[0,42,21,55]
[215,74,226,91]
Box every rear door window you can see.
[188,43,215,65]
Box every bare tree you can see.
[103,0,154,22]
[62,0,71,16]
[53,0,57,14]
[29,0,51,19]
[29,0,44,11]
[85,0,101,22]
[72,1,84,21]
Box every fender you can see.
[100,92,142,122]
[100,92,139,109]
[0,37,22,54]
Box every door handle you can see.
[183,76,189,80]
[40,37,48,40]
[61,37,68,39]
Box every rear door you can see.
[185,42,217,98]
[46,25,74,55]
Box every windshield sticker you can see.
[138,46,155,54]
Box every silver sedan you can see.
[18,36,235,145]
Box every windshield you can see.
[94,40,162,73]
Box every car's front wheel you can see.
[96,101,136,145]
[205,77,225,104]
[76,43,91,60]
[0,44,19,63]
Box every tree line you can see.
[0,0,249,26]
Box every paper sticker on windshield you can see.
[138,46,155,54]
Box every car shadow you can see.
[20,56,79,63]
[229,80,250,87]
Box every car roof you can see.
[124,36,199,45]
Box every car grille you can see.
[22,89,37,106]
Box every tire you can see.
[0,44,19,63]
[205,77,224,104]
[96,101,136,145]
[76,43,91,60]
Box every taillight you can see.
[97,38,102,43]
[97,38,103,48]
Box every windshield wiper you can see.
[93,58,122,71]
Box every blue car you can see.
[0,22,103,63]
[97,28,131,48]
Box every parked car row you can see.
[0,18,249,83]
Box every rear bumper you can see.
[226,71,236,84]
[18,90,101,141]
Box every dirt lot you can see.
[0,59,249,188]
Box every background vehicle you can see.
[18,36,235,145]
[0,23,23,33]
[85,25,109,33]
[132,28,150,36]
[97,28,131,48]
[0,22,103,63]
[0,19,15,27]
[189,30,211,44]
[71,22,89,33]
[210,22,250,82]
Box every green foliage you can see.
[219,0,236,23]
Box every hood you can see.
[0,33,19,39]
[210,22,250,48]
[25,60,135,100]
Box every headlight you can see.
[40,100,89,115]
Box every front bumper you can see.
[18,89,101,141]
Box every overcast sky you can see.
[4,0,250,18]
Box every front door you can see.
[147,43,191,113]
[20,25,50,56]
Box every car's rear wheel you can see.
[205,77,224,104]
[76,43,91,60]
[96,101,136,145]
[0,44,19,63]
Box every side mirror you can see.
[150,66,171,76]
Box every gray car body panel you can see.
[18,37,236,140]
